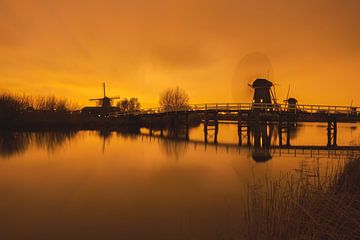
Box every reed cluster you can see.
[228,158,360,240]
[0,93,78,112]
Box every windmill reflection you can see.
[143,122,300,162]
[251,123,273,162]
[248,122,299,162]
[97,127,141,153]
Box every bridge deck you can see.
[110,103,360,123]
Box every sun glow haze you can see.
[1,0,360,107]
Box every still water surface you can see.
[0,123,359,240]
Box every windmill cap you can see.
[252,78,273,88]
[287,97,298,103]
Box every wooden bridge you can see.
[111,103,359,116]
[109,102,360,147]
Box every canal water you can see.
[0,123,359,240]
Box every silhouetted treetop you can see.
[159,86,190,111]
[117,97,141,112]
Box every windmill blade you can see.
[89,98,104,101]
[285,84,290,100]
[283,84,290,110]
[273,86,278,102]
[103,82,106,97]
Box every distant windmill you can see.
[89,82,120,108]
[283,84,298,112]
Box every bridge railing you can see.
[292,104,358,115]
[108,103,360,117]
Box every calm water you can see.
[0,123,359,240]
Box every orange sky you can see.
[1,0,360,107]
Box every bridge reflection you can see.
[141,123,360,162]
[1,126,359,162]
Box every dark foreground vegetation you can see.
[0,93,200,130]
[0,93,82,128]
[227,158,360,240]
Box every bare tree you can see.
[159,86,190,111]
[117,97,141,112]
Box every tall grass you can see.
[227,158,360,240]
[0,93,78,112]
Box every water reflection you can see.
[251,123,273,162]
[0,131,77,158]
[1,122,359,162]
[159,139,188,160]
[0,124,359,239]
[0,132,31,157]
[250,122,300,162]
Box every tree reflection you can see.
[0,132,32,158]
[159,138,188,160]
[0,131,78,158]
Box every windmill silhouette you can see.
[283,84,298,112]
[89,82,119,108]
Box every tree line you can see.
[0,94,78,112]
[0,86,190,115]
[113,86,190,113]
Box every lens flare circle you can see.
[232,52,274,102]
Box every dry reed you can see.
[0,93,78,112]
[227,158,360,240]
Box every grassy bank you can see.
[0,93,201,130]
[0,93,77,112]
[228,158,360,240]
[0,93,130,129]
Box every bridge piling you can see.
[203,110,218,143]
[278,119,283,146]
[110,102,360,147]
[286,125,291,146]
[327,119,337,147]
[185,112,189,140]
[238,111,242,145]
[238,112,251,146]
[204,112,208,143]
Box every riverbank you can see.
[0,111,202,132]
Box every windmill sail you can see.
[88,82,120,108]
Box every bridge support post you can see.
[247,124,251,146]
[286,124,291,147]
[204,112,208,143]
[238,111,242,145]
[278,124,283,147]
[203,111,218,144]
[214,111,218,144]
[149,117,153,136]
[185,112,189,140]
[327,120,337,147]
[245,114,251,146]
[334,121,337,146]
[160,115,164,137]
[238,112,250,146]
